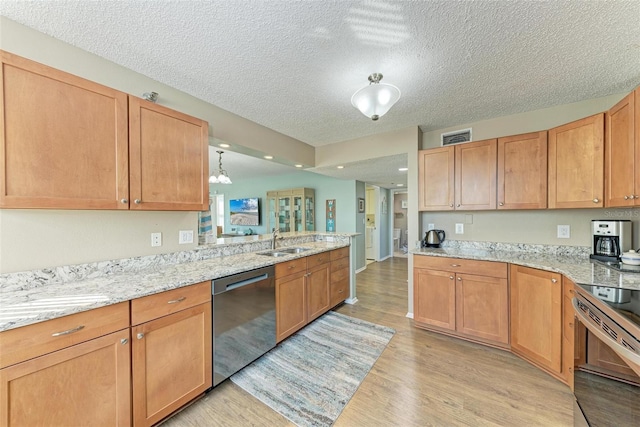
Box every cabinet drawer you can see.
[307,252,331,270]
[413,255,507,278]
[330,277,349,306]
[131,281,210,326]
[330,247,349,261]
[0,301,129,369]
[275,258,307,278]
[332,267,349,283]
[331,256,349,272]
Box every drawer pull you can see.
[551,278,558,283]
[168,296,186,304]
[457,277,462,281]
[137,333,144,340]
[121,338,128,345]
[449,275,454,280]
[338,289,343,293]
[51,325,85,337]
[450,264,460,267]
[288,265,296,269]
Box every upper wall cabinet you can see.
[0,51,208,211]
[497,131,548,210]
[605,88,639,207]
[548,113,604,209]
[418,139,497,211]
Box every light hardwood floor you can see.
[162,258,574,426]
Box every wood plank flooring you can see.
[162,258,574,426]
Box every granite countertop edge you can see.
[0,241,350,332]
[411,247,640,291]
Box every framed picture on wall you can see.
[401,200,407,209]
[358,198,365,213]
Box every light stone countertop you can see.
[0,240,349,332]
[412,247,640,291]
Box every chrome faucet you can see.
[272,228,279,250]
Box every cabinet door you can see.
[276,271,307,342]
[307,262,331,322]
[455,273,509,344]
[605,91,636,207]
[562,278,576,390]
[418,147,454,211]
[413,268,455,330]
[497,132,548,209]
[129,96,209,211]
[0,329,131,427]
[510,265,562,375]
[455,139,497,210]
[548,113,604,208]
[0,51,129,209]
[132,303,212,427]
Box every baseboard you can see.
[379,255,391,261]
[406,312,414,319]
[355,266,366,273]
[345,297,358,305]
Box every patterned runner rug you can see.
[230,311,395,427]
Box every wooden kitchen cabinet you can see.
[275,251,337,342]
[510,265,563,377]
[605,88,640,207]
[562,278,576,390]
[0,50,208,211]
[497,131,548,209]
[330,247,350,307]
[548,113,604,208]
[0,303,131,427]
[131,282,212,427]
[418,139,497,211]
[413,256,509,346]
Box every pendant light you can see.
[209,151,232,184]
[351,73,401,121]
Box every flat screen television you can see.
[229,197,260,226]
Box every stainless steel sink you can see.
[257,251,290,257]
[279,247,311,254]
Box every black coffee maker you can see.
[590,220,632,262]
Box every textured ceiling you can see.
[310,153,408,189]
[2,0,639,148]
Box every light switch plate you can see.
[455,223,464,234]
[557,225,571,239]
[179,230,194,244]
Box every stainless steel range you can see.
[573,284,640,426]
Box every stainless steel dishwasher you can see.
[211,265,275,387]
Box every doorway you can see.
[392,191,408,258]
[365,185,379,263]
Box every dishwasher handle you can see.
[224,274,269,292]
[212,266,274,295]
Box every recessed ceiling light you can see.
[264,155,273,160]
[399,167,408,171]
[397,184,404,187]
[219,143,230,148]
[295,164,303,168]
[337,166,344,169]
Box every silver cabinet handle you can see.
[137,333,144,340]
[120,198,128,204]
[551,278,558,283]
[449,275,454,280]
[134,199,141,204]
[456,204,461,207]
[450,264,460,267]
[121,338,128,345]
[51,325,85,337]
[625,196,629,200]
[168,296,186,304]
[457,277,462,281]
[449,204,454,208]
[499,202,504,206]
[593,198,600,203]
[634,195,639,199]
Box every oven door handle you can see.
[572,297,640,376]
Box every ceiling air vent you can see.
[441,128,472,146]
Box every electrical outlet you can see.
[151,232,162,247]
[179,230,194,244]
[455,223,464,234]
[428,223,435,230]
[557,225,571,239]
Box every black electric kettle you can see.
[423,229,446,248]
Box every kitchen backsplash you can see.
[440,240,591,258]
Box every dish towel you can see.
[198,210,214,244]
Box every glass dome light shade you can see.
[351,79,400,121]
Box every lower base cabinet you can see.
[131,283,212,427]
[413,256,509,346]
[0,329,131,427]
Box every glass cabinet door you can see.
[293,196,303,231]
[305,196,314,231]
[278,196,291,232]
[267,196,277,232]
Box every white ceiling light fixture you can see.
[209,150,232,184]
[351,73,401,121]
